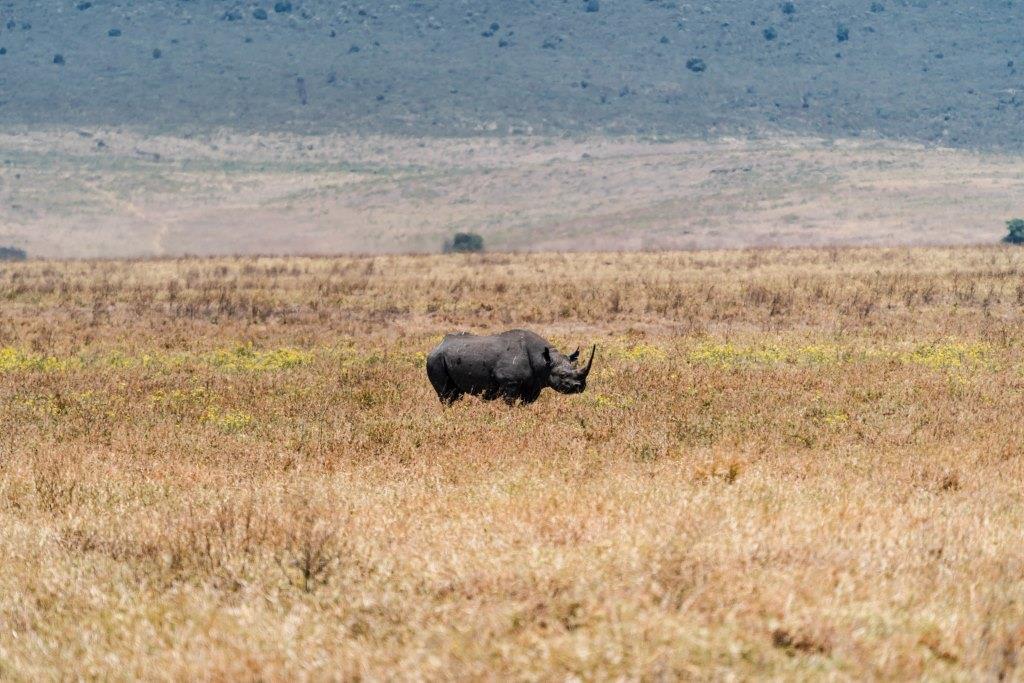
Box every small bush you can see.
[0,246,27,262]
[444,233,485,254]
[1003,218,1024,244]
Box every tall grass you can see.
[2,247,1024,678]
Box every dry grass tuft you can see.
[2,246,1024,678]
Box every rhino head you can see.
[543,344,597,394]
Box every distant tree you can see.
[1003,218,1024,244]
[444,233,485,254]
[0,246,27,261]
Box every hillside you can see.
[0,1,1023,147]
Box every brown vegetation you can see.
[2,247,1024,678]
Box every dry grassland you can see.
[3,130,1024,257]
[2,247,1024,679]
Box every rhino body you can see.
[426,329,595,405]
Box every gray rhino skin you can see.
[426,329,596,405]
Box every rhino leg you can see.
[500,387,520,405]
[427,353,462,405]
[499,383,532,405]
[518,387,543,405]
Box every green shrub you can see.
[0,246,27,262]
[444,233,485,254]
[1004,218,1024,244]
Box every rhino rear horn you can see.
[580,345,596,378]
[569,347,581,363]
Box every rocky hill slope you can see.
[0,1,1022,147]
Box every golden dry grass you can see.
[2,247,1024,679]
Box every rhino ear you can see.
[542,347,553,365]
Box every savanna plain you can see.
[4,247,1024,680]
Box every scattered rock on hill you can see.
[0,0,1022,150]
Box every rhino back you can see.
[498,329,549,349]
[438,333,535,389]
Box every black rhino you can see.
[426,329,596,405]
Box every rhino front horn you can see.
[581,345,596,379]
